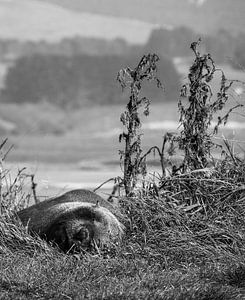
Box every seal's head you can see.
[43,204,124,252]
[45,220,95,252]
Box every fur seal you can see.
[17,189,124,252]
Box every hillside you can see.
[44,0,245,35]
[0,0,156,44]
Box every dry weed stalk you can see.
[117,54,162,196]
[178,39,243,172]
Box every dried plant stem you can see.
[117,54,162,196]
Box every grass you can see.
[2,253,245,299]
[1,243,245,299]
[2,154,245,299]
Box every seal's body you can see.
[17,189,124,252]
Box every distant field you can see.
[4,101,179,162]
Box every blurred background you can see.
[0,0,245,197]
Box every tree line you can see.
[1,53,180,107]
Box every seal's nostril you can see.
[76,226,90,242]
